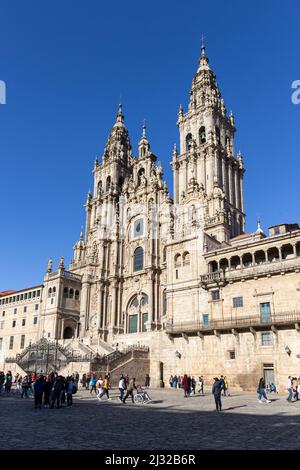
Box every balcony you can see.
[202,256,300,287]
[166,311,300,337]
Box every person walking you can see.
[223,376,230,396]
[212,377,224,411]
[50,375,64,409]
[33,375,45,409]
[123,377,137,403]
[21,375,30,398]
[292,376,298,401]
[43,375,52,408]
[257,377,271,403]
[98,375,111,400]
[0,372,5,394]
[4,371,12,393]
[169,375,173,388]
[118,374,126,402]
[144,374,150,388]
[81,373,87,389]
[182,374,190,398]
[191,377,196,395]
[86,373,91,390]
[287,376,293,402]
[173,375,178,388]
[198,376,204,395]
[66,376,75,407]
[90,373,97,395]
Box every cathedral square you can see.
[1,42,299,394]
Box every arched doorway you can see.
[63,326,74,339]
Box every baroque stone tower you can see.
[172,43,245,242]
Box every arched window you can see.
[106,176,111,192]
[186,133,193,151]
[133,247,144,272]
[199,126,206,144]
[69,288,74,299]
[53,286,56,293]
[97,181,102,196]
[75,290,79,300]
[63,287,68,298]
[183,252,190,266]
[48,288,52,297]
[174,253,181,267]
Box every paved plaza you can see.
[1,386,300,450]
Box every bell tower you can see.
[172,42,245,241]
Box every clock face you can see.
[134,218,144,238]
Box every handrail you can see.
[166,311,300,334]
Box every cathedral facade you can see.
[1,45,300,390]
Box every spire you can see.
[138,120,150,158]
[198,36,210,70]
[102,99,132,165]
[116,97,124,124]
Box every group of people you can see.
[0,370,79,409]
[287,376,300,402]
[0,370,13,393]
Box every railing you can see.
[166,311,300,335]
[225,257,300,280]
[202,257,300,285]
[63,271,82,281]
[200,271,226,283]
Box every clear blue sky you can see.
[0,0,299,290]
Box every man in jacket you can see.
[50,376,64,408]
[33,375,45,409]
[123,377,137,403]
[212,377,224,411]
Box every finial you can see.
[116,96,124,123]
[94,155,99,166]
[59,256,65,269]
[229,110,235,126]
[47,257,52,273]
[201,33,205,54]
[142,119,147,138]
[178,104,183,118]
[80,226,84,240]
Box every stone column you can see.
[228,161,233,204]
[111,280,117,328]
[96,285,104,330]
[222,157,226,194]
[240,171,245,214]
[234,164,240,210]
[79,275,91,337]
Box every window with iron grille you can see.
[211,290,220,301]
[229,350,236,359]
[233,296,243,308]
[261,332,272,346]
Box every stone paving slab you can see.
[1,387,300,450]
